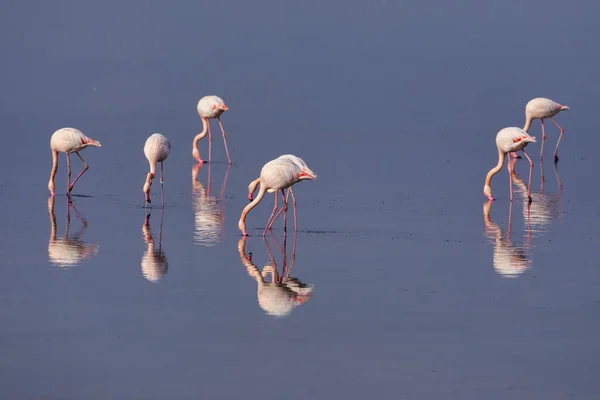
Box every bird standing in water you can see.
[48,128,101,196]
[523,97,569,161]
[192,95,232,165]
[239,155,317,236]
[483,127,536,203]
[143,133,171,206]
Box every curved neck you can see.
[485,148,506,188]
[239,184,267,229]
[248,177,260,195]
[193,117,209,147]
[523,116,532,132]
[49,150,58,180]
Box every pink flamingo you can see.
[483,127,536,203]
[48,128,101,196]
[192,95,232,165]
[143,133,171,206]
[239,155,317,236]
[523,97,569,161]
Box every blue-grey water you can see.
[1,1,599,399]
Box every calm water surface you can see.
[1,1,599,399]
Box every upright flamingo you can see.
[192,95,232,165]
[239,155,317,236]
[48,128,101,196]
[523,97,569,161]
[483,127,536,202]
[143,133,171,206]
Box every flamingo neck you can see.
[193,117,209,148]
[239,183,267,232]
[48,150,59,193]
[523,116,532,132]
[248,177,260,196]
[484,148,506,188]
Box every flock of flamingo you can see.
[48,95,317,236]
[483,97,569,203]
[47,95,568,236]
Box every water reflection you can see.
[47,196,99,268]
[483,200,532,278]
[192,163,230,246]
[141,208,168,282]
[512,160,564,240]
[237,233,313,318]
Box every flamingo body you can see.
[143,133,171,205]
[197,95,227,119]
[523,97,569,160]
[48,128,101,195]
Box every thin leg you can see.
[208,122,213,164]
[267,190,286,231]
[540,119,546,160]
[264,193,279,235]
[550,117,565,161]
[69,152,89,193]
[507,199,513,241]
[218,118,232,165]
[540,154,545,191]
[160,161,165,207]
[282,189,288,234]
[288,188,297,231]
[66,153,72,194]
[507,157,513,202]
[521,149,534,203]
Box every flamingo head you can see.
[213,103,228,112]
[483,185,494,201]
[297,168,317,181]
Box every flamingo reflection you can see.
[141,208,169,282]
[48,196,99,268]
[192,163,230,246]
[238,233,313,317]
[483,200,532,278]
[512,159,564,240]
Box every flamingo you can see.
[523,97,569,161]
[192,95,232,165]
[239,155,317,236]
[143,133,171,206]
[483,127,536,202]
[48,128,101,196]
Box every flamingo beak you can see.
[248,192,253,202]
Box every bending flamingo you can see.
[483,127,536,202]
[523,97,569,161]
[192,95,232,165]
[239,155,317,236]
[48,128,101,196]
[143,133,171,206]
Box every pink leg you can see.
[282,189,289,234]
[218,118,232,165]
[160,161,165,207]
[66,153,72,195]
[507,157,513,202]
[264,193,279,235]
[550,117,565,161]
[521,149,534,203]
[540,119,546,159]
[68,152,89,194]
[267,190,287,231]
[208,122,213,164]
[287,188,298,231]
